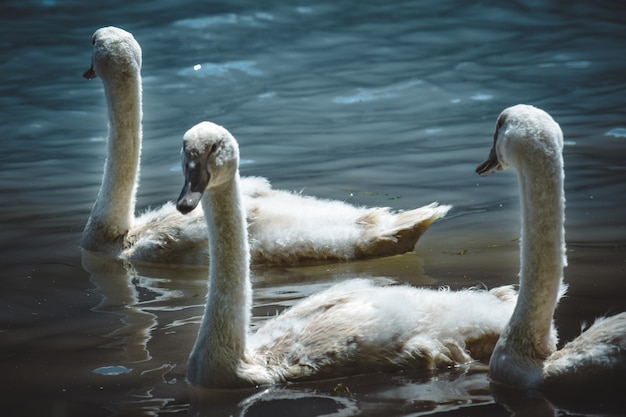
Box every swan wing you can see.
[248,279,517,381]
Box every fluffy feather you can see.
[178,121,517,388]
[81,26,450,265]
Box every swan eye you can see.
[210,143,218,154]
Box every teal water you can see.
[1,1,625,415]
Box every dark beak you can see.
[476,146,502,177]
[84,62,97,79]
[177,161,210,214]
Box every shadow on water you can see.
[491,382,626,417]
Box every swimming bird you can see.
[81,26,450,265]
[476,104,626,391]
[177,121,518,388]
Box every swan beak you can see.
[177,162,210,214]
[476,146,502,177]
[84,63,97,80]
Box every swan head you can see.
[84,26,142,81]
[476,104,563,176]
[177,122,240,214]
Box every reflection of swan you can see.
[237,387,359,417]
[177,121,517,388]
[82,250,155,364]
[81,26,450,265]
[81,249,192,411]
[477,104,626,390]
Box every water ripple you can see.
[173,12,274,29]
[605,128,626,138]
[333,79,422,104]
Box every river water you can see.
[1,1,625,416]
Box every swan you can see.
[81,26,450,265]
[476,104,626,391]
[177,121,520,388]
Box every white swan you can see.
[477,104,626,391]
[177,121,519,388]
[81,26,450,265]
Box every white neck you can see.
[490,154,566,386]
[187,175,252,387]
[81,69,142,251]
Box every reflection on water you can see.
[1,0,626,415]
[189,368,501,417]
[85,251,156,365]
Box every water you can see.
[1,0,625,415]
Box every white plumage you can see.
[81,26,450,265]
[477,104,626,390]
[177,121,518,388]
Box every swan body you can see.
[81,26,450,265]
[477,104,626,390]
[177,121,518,388]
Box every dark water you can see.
[1,0,626,415]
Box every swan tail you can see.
[355,202,451,258]
[543,313,626,389]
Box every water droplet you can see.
[93,365,132,376]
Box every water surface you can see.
[1,1,625,415]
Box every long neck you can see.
[491,154,566,386]
[81,70,142,251]
[516,161,565,342]
[187,175,252,387]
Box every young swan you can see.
[177,121,518,388]
[81,26,450,265]
[477,104,626,390]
